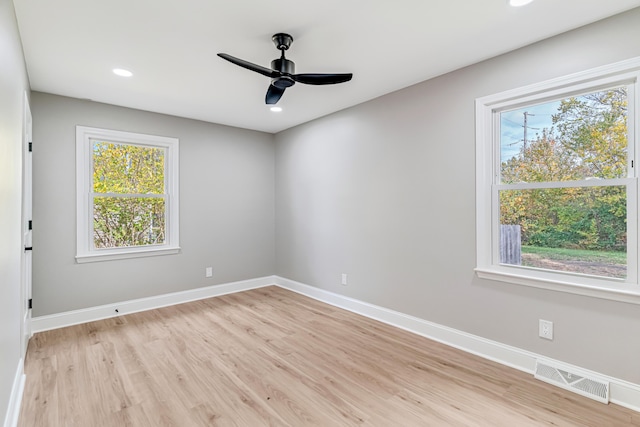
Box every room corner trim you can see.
[31,276,277,333]
[3,358,25,427]
[274,276,640,413]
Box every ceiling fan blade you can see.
[291,73,353,85]
[266,84,285,104]
[217,53,279,78]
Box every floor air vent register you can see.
[534,360,610,404]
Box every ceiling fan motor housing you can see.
[271,58,295,88]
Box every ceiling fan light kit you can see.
[218,33,353,105]
[509,0,534,6]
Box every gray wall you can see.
[275,8,640,383]
[0,0,30,423]
[31,93,275,316]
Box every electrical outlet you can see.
[205,267,213,278]
[539,319,553,340]
[341,273,348,286]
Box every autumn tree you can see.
[553,88,627,179]
[92,142,166,248]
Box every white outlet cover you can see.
[539,319,553,340]
[206,267,213,278]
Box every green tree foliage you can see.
[92,142,166,249]
[500,88,627,252]
[553,88,627,179]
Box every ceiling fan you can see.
[217,33,353,105]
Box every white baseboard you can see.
[31,276,276,333]
[3,359,25,427]
[274,276,640,413]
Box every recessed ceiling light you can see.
[509,0,534,6]
[270,106,283,112]
[113,68,133,77]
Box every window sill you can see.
[475,267,640,305]
[76,246,181,263]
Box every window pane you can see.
[93,197,166,248]
[500,88,628,183]
[499,186,626,278]
[93,141,165,194]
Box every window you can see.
[76,126,179,262]
[476,58,640,302]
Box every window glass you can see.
[93,196,166,249]
[91,141,167,249]
[92,141,165,194]
[496,87,629,280]
[499,186,626,279]
[500,88,628,183]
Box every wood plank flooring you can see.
[18,286,640,426]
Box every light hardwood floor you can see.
[18,286,640,426]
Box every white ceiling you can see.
[13,0,640,134]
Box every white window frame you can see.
[76,126,180,263]
[475,57,640,304]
